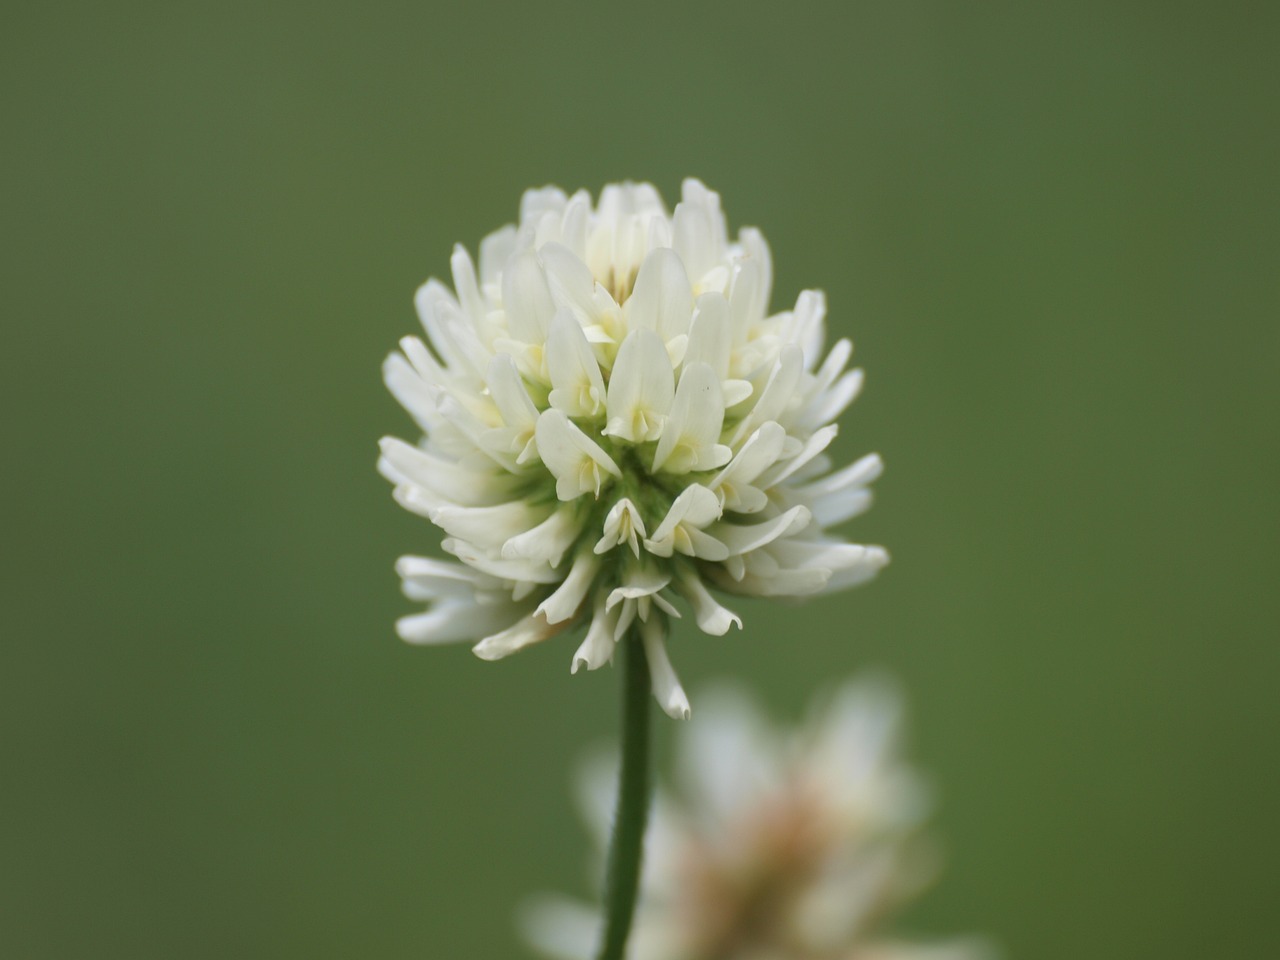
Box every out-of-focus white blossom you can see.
[522,678,995,960]
[380,180,889,717]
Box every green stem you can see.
[596,632,652,960]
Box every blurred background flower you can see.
[524,677,993,960]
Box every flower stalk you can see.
[596,632,652,960]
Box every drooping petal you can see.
[397,598,528,645]
[605,561,672,611]
[640,617,691,720]
[444,537,561,584]
[536,551,601,624]
[677,570,743,636]
[378,437,520,507]
[502,505,587,566]
[571,595,619,673]
[395,555,504,601]
[430,500,554,552]
[472,612,566,661]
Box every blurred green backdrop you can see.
[4,1,1277,957]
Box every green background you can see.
[4,2,1277,957]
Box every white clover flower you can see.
[522,678,996,960]
[380,180,889,717]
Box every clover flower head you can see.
[380,180,889,717]
[522,678,995,960]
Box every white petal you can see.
[808,335,852,395]
[412,279,464,369]
[502,506,586,566]
[416,281,490,379]
[678,571,743,635]
[672,184,725,284]
[711,504,813,556]
[647,485,722,550]
[684,293,731,378]
[430,500,552,551]
[709,421,787,512]
[727,255,765,342]
[731,343,803,443]
[558,191,590,258]
[652,362,730,474]
[606,562,671,610]
[378,437,519,506]
[738,226,773,320]
[395,555,502,601]
[756,424,839,488]
[501,249,555,343]
[450,244,485,325]
[787,541,891,592]
[535,410,621,501]
[536,551,600,624]
[821,546,889,592]
[519,185,567,225]
[443,538,561,584]
[571,595,619,673]
[710,547,830,597]
[485,353,538,430]
[382,353,439,432]
[625,247,694,341]
[472,612,563,660]
[716,421,787,485]
[396,598,526,645]
[478,224,516,289]
[539,242,600,324]
[640,618,691,720]
[794,452,883,526]
[788,289,827,368]
[594,498,646,557]
[603,329,675,443]
[546,309,607,418]
[797,368,864,431]
[390,482,443,520]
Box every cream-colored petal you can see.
[535,410,621,500]
[652,362,729,474]
[640,617,691,720]
[603,329,674,443]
